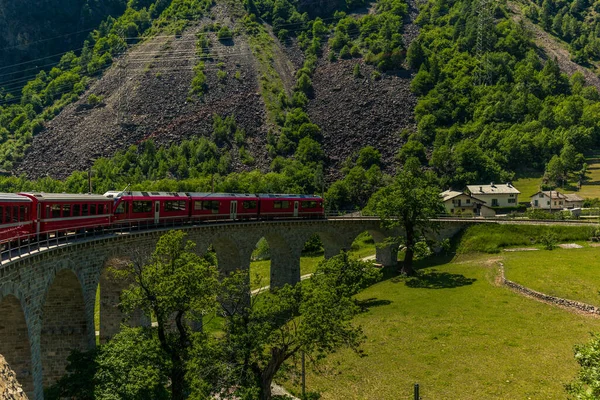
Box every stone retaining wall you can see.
[498,262,600,315]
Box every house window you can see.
[508,199,516,204]
[547,201,550,205]
[509,194,515,197]
[491,199,499,207]
[466,199,470,204]
[539,194,544,198]
[534,200,538,206]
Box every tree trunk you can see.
[401,226,415,276]
[258,348,287,400]
[171,361,186,400]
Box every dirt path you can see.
[507,1,600,91]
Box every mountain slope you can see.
[16,0,419,180]
[17,6,270,179]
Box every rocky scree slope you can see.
[17,10,269,180]
[17,1,420,180]
[0,355,27,400]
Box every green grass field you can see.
[283,253,600,399]
[513,154,600,200]
[503,245,600,306]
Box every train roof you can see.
[104,191,188,198]
[0,193,33,203]
[257,194,322,199]
[186,192,258,198]
[20,193,112,202]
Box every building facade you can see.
[441,190,496,217]
[530,191,584,210]
[466,183,520,208]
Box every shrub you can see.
[88,94,104,106]
[353,63,361,78]
[217,26,232,40]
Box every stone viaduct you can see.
[0,218,466,399]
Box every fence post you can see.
[414,383,420,400]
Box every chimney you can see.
[479,186,483,192]
[507,182,511,187]
[490,182,495,187]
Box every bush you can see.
[217,26,232,40]
[539,232,557,250]
[88,94,104,106]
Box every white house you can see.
[530,191,584,210]
[466,183,520,208]
[441,190,496,217]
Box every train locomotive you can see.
[0,191,324,245]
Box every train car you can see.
[19,193,113,235]
[258,194,324,219]
[0,194,34,243]
[188,193,260,221]
[105,191,190,224]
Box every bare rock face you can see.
[0,355,28,400]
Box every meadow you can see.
[284,251,600,399]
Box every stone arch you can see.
[211,234,246,276]
[0,291,33,396]
[262,231,303,289]
[96,242,158,343]
[40,268,89,388]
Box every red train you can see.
[0,191,324,244]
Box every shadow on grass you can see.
[404,269,476,289]
[355,297,392,312]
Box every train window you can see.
[0,206,3,223]
[115,202,126,214]
[164,201,186,212]
[82,204,89,216]
[90,204,97,215]
[19,206,26,222]
[133,201,152,213]
[5,207,11,223]
[274,201,290,209]
[194,201,203,211]
[301,201,318,209]
[73,204,81,217]
[62,204,71,217]
[98,204,104,214]
[242,200,257,209]
[12,206,18,222]
[200,201,220,213]
[52,204,61,218]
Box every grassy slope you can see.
[285,254,600,399]
[504,245,600,306]
[513,155,600,199]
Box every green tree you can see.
[545,154,567,187]
[219,253,381,400]
[369,162,444,275]
[566,333,600,398]
[115,230,220,400]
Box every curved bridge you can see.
[0,217,467,399]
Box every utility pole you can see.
[475,0,494,86]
